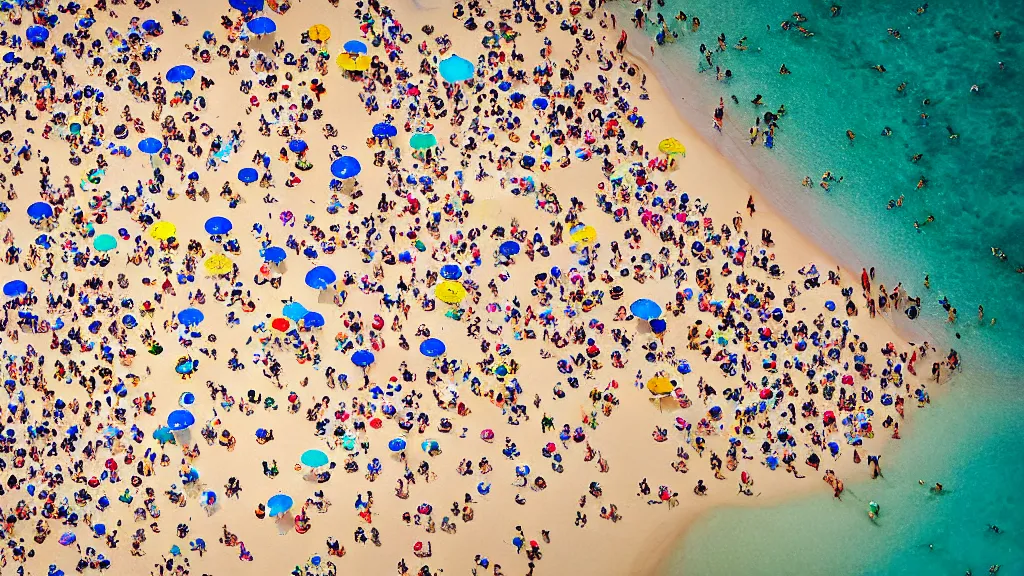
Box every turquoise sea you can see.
[609,0,1024,574]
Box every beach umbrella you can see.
[204,216,233,235]
[434,280,467,304]
[569,224,597,244]
[178,307,204,327]
[93,234,117,252]
[677,360,691,375]
[263,246,287,263]
[2,52,18,64]
[246,16,277,35]
[300,449,329,468]
[532,97,549,110]
[308,24,331,41]
[152,427,174,444]
[59,532,77,546]
[138,137,162,154]
[330,156,361,179]
[421,440,439,453]
[372,122,398,139]
[229,0,264,11]
[305,265,337,289]
[630,298,662,320]
[646,376,673,395]
[498,240,520,257]
[343,39,367,54]
[515,464,531,476]
[267,494,293,517]
[288,139,307,153]
[27,202,54,219]
[166,64,195,83]
[271,318,290,332]
[2,280,27,297]
[658,137,686,156]
[351,349,375,367]
[141,20,159,33]
[419,338,446,358]
[167,410,195,431]
[388,437,407,452]
[282,302,308,321]
[439,264,463,280]
[649,317,668,335]
[26,25,49,44]
[237,167,259,183]
[149,221,177,241]
[409,132,437,150]
[438,54,474,82]
[302,311,325,328]
[336,53,370,71]
[204,254,233,275]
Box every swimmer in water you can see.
[830,4,842,17]
[779,63,791,75]
[916,3,928,14]
[947,125,959,139]
[846,130,855,144]
[911,153,923,163]
[987,524,1002,534]
[872,64,887,73]
[882,127,892,136]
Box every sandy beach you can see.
[0,0,960,575]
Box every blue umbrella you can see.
[3,280,27,297]
[166,410,195,431]
[372,122,397,138]
[141,19,159,33]
[438,54,474,83]
[178,307,204,326]
[2,52,17,64]
[498,240,520,257]
[267,494,293,516]
[166,64,195,83]
[288,139,307,153]
[515,464,531,476]
[649,318,667,334]
[677,360,692,375]
[532,97,549,110]
[629,298,662,320]
[419,338,446,358]
[122,314,138,328]
[27,202,54,219]
[152,427,174,443]
[343,40,367,54]
[237,167,259,183]
[301,449,329,468]
[263,246,287,263]
[388,437,407,452]
[439,264,463,280]
[246,16,276,35]
[282,302,308,321]
[302,311,325,328]
[305,266,337,289]
[229,0,264,12]
[351,349,375,367]
[26,25,49,44]
[138,137,162,154]
[204,216,233,235]
[330,156,361,179]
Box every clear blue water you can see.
[609,0,1024,573]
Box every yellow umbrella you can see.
[336,53,370,72]
[435,280,467,304]
[150,221,177,241]
[204,254,234,275]
[646,376,674,396]
[570,225,597,244]
[308,24,331,42]
[658,138,686,156]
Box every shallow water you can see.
[608,0,1024,573]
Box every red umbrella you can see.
[759,389,771,400]
[104,458,117,471]
[369,418,383,429]
[272,318,290,332]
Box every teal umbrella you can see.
[152,427,175,444]
[409,133,437,150]
[301,449,329,468]
[93,234,117,252]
